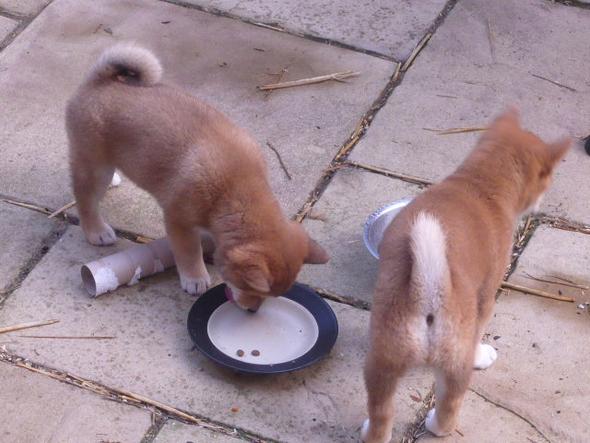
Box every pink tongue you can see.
[224,285,234,302]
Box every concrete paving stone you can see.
[179,0,449,61]
[299,167,423,302]
[0,201,57,291]
[418,391,546,443]
[0,362,151,443]
[0,225,432,443]
[0,0,394,238]
[350,0,590,223]
[0,0,49,16]
[153,420,244,443]
[0,14,17,39]
[470,225,590,443]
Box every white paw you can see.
[110,172,122,187]
[85,223,117,246]
[180,271,211,296]
[474,343,498,370]
[425,408,450,437]
[360,418,370,442]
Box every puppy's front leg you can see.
[165,216,211,296]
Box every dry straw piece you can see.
[258,70,360,91]
[0,319,59,335]
[501,281,575,303]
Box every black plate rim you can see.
[187,282,339,374]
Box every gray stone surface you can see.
[299,167,423,302]
[0,362,151,443]
[0,202,57,291]
[0,0,394,238]
[0,14,16,39]
[0,225,432,443]
[418,391,546,443]
[471,225,590,443]
[0,0,49,16]
[350,0,590,223]
[180,0,448,61]
[154,421,244,443]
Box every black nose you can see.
[584,136,590,156]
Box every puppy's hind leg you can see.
[72,159,117,246]
[425,361,472,437]
[165,215,211,296]
[361,351,405,443]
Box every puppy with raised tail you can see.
[361,109,570,442]
[67,44,328,309]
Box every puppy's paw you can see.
[425,408,450,437]
[360,418,391,443]
[180,271,211,296]
[110,171,122,187]
[474,343,498,370]
[85,223,117,246]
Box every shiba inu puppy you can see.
[361,109,570,442]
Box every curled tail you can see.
[410,212,449,334]
[89,43,162,86]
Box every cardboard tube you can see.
[81,235,216,297]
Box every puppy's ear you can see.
[549,137,571,164]
[304,237,329,264]
[489,106,520,130]
[540,137,571,178]
[243,267,271,293]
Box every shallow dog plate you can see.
[188,283,338,374]
[363,197,413,259]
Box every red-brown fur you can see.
[362,109,570,442]
[67,44,328,307]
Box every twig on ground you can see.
[0,319,59,335]
[48,200,76,218]
[521,272,588,290]
[501,281,575,303]
[17,335,115,340]
[401,33,432,71]
[266,141,292,180]
[423,127,488,135]
[530,72,577,92]
[345,161,433,186]
[264,67,288,98]
[1,198,51,215]
[258,71,360,91]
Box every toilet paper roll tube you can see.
[81,235,215,297]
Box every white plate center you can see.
[207,297,319,365]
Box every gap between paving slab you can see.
[293,0,459,223]
[471,225,590,443]
[0,360,153,443]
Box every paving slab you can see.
[0,0,49,16]
[0,14,17,39]
[0,201,58,291]
[470,225,590,443]
[0,225,432,442]
[153,420,244,443]
[418,390,546,443]
[0,0,394,238]
[299,167,423,302]
[177,0,449,61]
[0,361,151,443]
[350,0,590,223]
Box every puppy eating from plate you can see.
[361,109,570,442]
[66,44,329,310]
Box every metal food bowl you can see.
[363,197,413,259]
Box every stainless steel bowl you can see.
[363,198,413,259]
